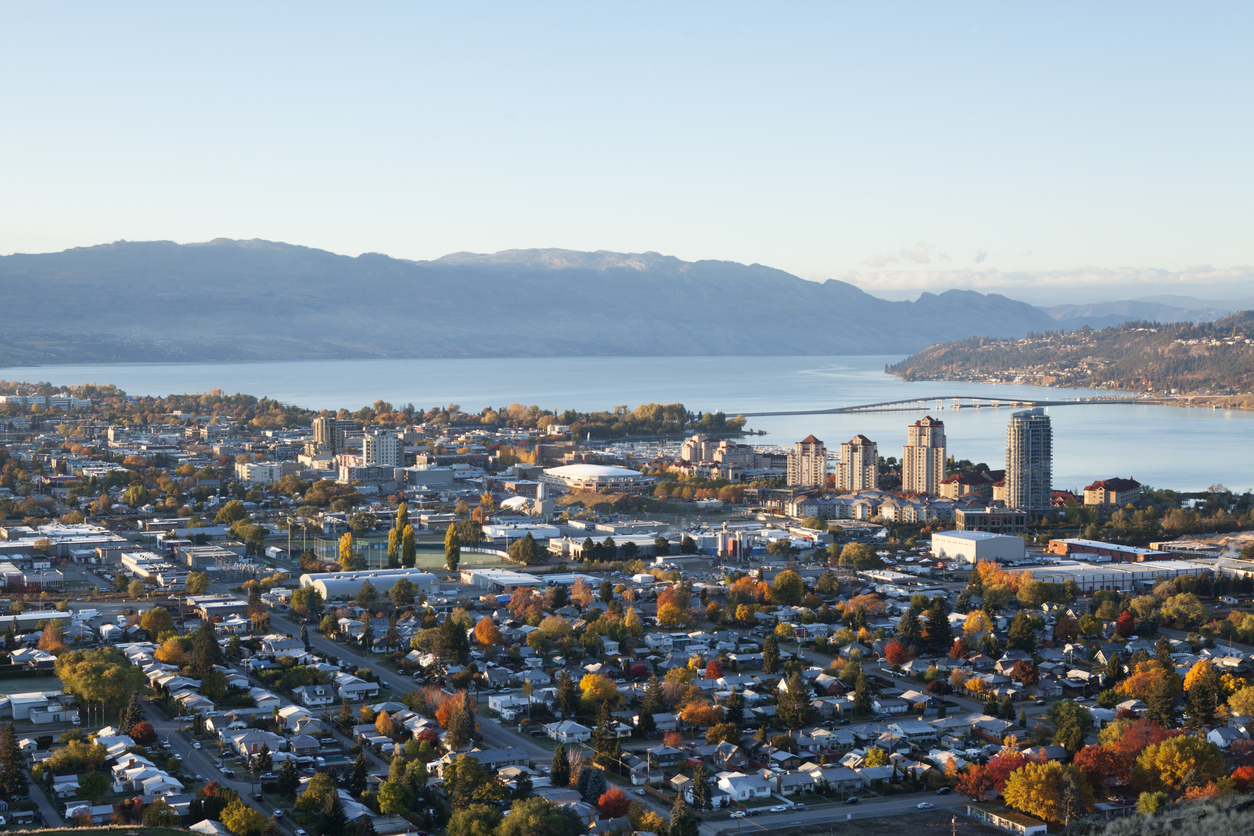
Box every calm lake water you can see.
[3,355,1250,493]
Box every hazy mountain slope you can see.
[0,239,1058,364]
[1045,298,1236,329]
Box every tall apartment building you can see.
[786,435,827,487]
[362,429,402,467]
[902,415,946,495]
[1005,408,1052,513]
[312,417,358,455]
[837,435,878,492]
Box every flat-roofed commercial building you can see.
[1028,559,1209,592]
[300,568,437,601]
[931,530,1025,564]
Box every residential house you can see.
[545,721,592,744]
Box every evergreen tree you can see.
[550,742,571,788]
[1006,611,1036,652]
[983,693,999,715]
[191,619,224,676]
[458,693,477,745]
[338,698,352,726]
[896,608,923,651]
[353,817,377,836]
[556,670,578,719]
[319,791,349,836]
[1156,637,1173,670]
[446,698,471,751]
[445,525,461,573]
[641,675,664,716]
[1019,707,1027,728]
[593,703,622,766]
[724,691,745,729]
[254,743,273,773]
[762,634,780,675]
[853,672,871,715]
[360,622,374,652]
[396,502,409,536]
[0,722,28,798]
[1104,650,1124,684]
[925,598,954,654]
[670,794,700,836]
[636,708,656,739]
[513,770,533,800]
[577,766,608,802]
[690,764,712,811]
[301,625,311,652]
[1146,675,1178,726]
[1186,662,1223,726]
[436,616,470,666]
[277,758,301,798]
[120,692,145,735]
[998,696,1014,721]
[956,590,971,612]
[348,754,368,797]
[777,672,817,734]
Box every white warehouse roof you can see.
[543,464,645,478]
[300,568,437,600]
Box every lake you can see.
[2,355,1250,493]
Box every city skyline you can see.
[2,3,1251,304]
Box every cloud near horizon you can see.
[864,241,934,267]
[838,264,1254,295]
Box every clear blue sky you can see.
[2,2,1251,302]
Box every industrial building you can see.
[460,568,544,592]
[1028,559,1209,592]
[1046,538,1159,562]
[0,610,73,631]
[300,568,438,601]
[931,530,1025,564]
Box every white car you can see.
[770,805,787,813]
[730,811,746,819]
[193,742,202,749]
[917,802,935,810]
[295,830,308,836]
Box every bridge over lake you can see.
[735,394,1173,418]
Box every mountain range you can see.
[0,238,1242,365]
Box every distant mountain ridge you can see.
[0,238,1066,364]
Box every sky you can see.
[2,2,1252,304]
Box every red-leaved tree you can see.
[598,787,631,818]
[883,640,911,668]
[130,721,157,746]
[1115,611,1136,638]
[705,660,723,680]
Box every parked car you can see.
[845,797,859,805]
[193,742,202,749]
[917,802,935,810]
[634,789,645,796]
[274,811,284,819]
[935,787,952,795]
[730,811,746,819]
[260,772,277,780]
[770,806,786,813]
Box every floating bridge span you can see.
[735,395,1170,418]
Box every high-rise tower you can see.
[1006,408,1052,512]
[787,435,827,487]
[837,435,878,492]
[902,415,946,495]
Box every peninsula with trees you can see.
[888,311,1254,407]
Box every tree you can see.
[896,608,923,651]
[556,669,578,718]
[474,616,502,645]
[290,585,324,621]
[882,640,911,669]
[0,723,28,798]
[445,524,462,572]
[497,797,582,836]
[338,532,355,571]
[1010,660,1039,687]
[1132,735,1224,793]
[772,570,804,606]
[436,616,471,666]
[1047,700,1093,755]
[120,691,146,734]
[551,742,571,788]
[1229,685,1254,718]
[1137,791,1169,815]
[1185,659,1223,726]
[129,578,147,598]
[143,797,180,827]
[599,786,632,818]
[592,705,622,766]
[296,772,338,814]
[446,804,502,836]
[777,672,817,733]
[222,798,269,836]
[401,525,416,568]
[319,792,350,836]
[853,671,871,715]
[38,620,67,655]
[77,769,110,801]
[377,778,412,814]
[670,795,700,836]
[1003,760,1093,824]
[509,532,540,565]
[577,766,609,802]
[130,720,157,746]
[277,757,301,798]
[1007,611,1037,652]
[55,647,147,714]
[762,634,779,674]
[254,742,273,774]
[191,619,225,676]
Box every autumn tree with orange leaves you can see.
[474,617,502,645]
